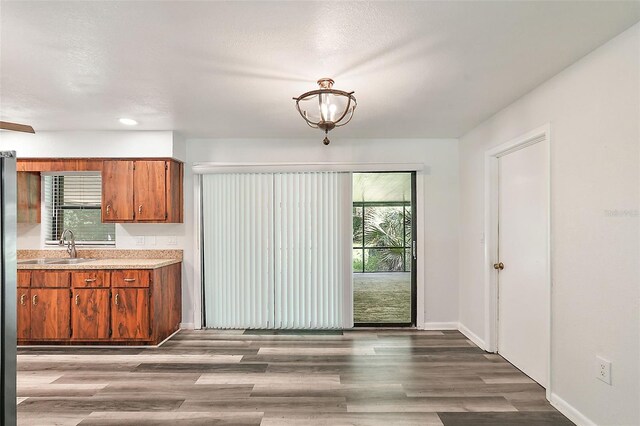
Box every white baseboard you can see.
[550,393,596,426]
[457,322,487,351]
[179,322,195,330]
[419,321,459,330]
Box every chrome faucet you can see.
[60,229,77,258]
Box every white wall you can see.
[183,138,460,329]
[458,23,639,426]
[0,130,175,158]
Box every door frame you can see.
[352,171,417,328]
[192,162,426,330]
[483,124,551,398]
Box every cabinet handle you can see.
[84,278,97,283]
[106,204,111,216]
[32,294,37,306]
[20,294,26,305]
[123,278,136,282]
[138,205,143,214]
[115,293,119,305]
[75,294,80,305]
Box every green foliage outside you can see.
[353,205,411,272]
[62,209,115,243]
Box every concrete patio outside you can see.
[353,272,411,323]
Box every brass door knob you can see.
[493,262,504,270]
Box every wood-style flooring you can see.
[16,329,573,425]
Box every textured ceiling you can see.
[1,1,639,139]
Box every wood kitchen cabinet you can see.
[16,271,31,339]
[111,288,150,340]
[16,271,72,340]
[28,271,71,340]
[102,160,134,221]
[17,263,182,346]
[102,159,183,223]
[17,171,41,224]
[30,289,71,340]
[133,160,166,221]
[16,289,31,340]
[72,288,110,340]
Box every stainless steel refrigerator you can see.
[0,151,17,426]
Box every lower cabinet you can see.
[16,288,30,340]
[72,288,110,340]
[30,288,71,340]
[112,288,150,340]
[17,263,181,346]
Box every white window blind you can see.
[273,172,352,329]
[202,173,274,329]
[44,173,116,245]
[202,172,353,329]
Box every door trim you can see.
[193,164,426,331]
[352,171,417,328]
[483,124,551,398]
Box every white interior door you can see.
[497,140,549,387]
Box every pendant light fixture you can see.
[293,78,357,145]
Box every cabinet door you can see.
[165,160,183,223]
[133,160,166,221]
[112,288,150,340]
[103,160,134,222]
[30,289,71,340]
[72,289,110,340]
[17,172,41,224]
[17,289,30,340]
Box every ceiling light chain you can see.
[293,78,357,145]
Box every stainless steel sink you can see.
[18,258,95,265]
[17,258,53,265]
[45,258,96,265]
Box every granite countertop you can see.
[17,258,182,270]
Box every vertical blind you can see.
[44,173,116,245]
[202,174,274,328]
[202,172,353,329]
[273,173,352,328]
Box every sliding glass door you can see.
[352,172,416,327]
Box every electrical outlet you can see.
[135,236,145,246]
[147,236,157,246]
[167,236,178,246]
[596,356,612,385]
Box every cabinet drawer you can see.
[31,271,70,288]
[71,271,109,288]
[17,271,31,288]
[111,270,150,287]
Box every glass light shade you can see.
[293,78,357,144]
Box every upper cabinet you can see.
[102,160,134,222]
[17,171,41,223]
[102,159,183,223]
[133,160,167,221]
[17,157,184,225]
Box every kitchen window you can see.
[43,173,116,246]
